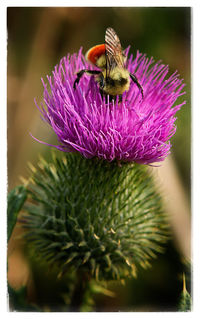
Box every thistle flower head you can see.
[35,47,185,164]
[23,154,169,281]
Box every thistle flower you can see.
[34,47,185,164]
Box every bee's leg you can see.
[96,73,106,99]
[99,89,104,100]
[73,69,101,89]
[118,95,122,103]
[129,73,144,99]
[98,73,105,90]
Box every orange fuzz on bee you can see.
[85,44,106,65]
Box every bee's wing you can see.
[105,27,124,76]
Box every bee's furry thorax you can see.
[98,67,130,96]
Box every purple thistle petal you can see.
[33,48,185,164]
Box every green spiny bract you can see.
[178,289,192,312]
[22,153,169,281]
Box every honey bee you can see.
[73,27,143,101]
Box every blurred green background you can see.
[7,7,191,311]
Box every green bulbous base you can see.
[22,153,169,281]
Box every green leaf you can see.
[8,284,39,311]
[7,185,27,241]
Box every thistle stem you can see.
[69,270,90,312]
